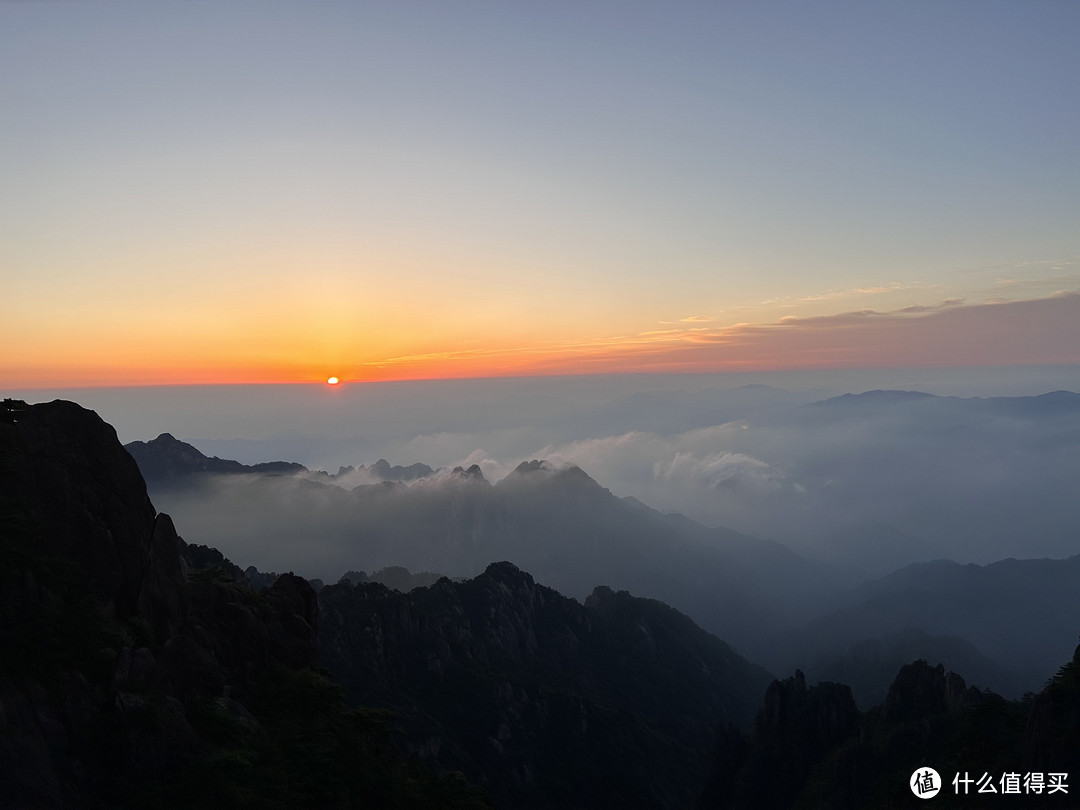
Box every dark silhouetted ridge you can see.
[125,431,306,482]
[0,400,491,808]
[319,560,773,809]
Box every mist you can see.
[90,372,1080,570]
[14,367,1080,574]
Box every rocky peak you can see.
[512,459,549,474]
[125,431,244,480]
[502,460,606,500]
[1,400,186,637]
[583,584,618,609]
[757,670,860,746]
[367,458,435,481]
[880,659,983,723]
[449,463,488,484]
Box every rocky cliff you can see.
[0,399,488,809]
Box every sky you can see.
[2,0,1079,387]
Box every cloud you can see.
[356,292,1080,380]
[605,292,1080,372]
[132,372,1080,590]
[653,451,786,494]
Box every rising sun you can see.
[327,376,340,385]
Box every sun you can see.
[326,376,340,385]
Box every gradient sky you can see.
[3,1,1078,387]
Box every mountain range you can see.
[6,397,1080,808]
[126,430,842,660]
[124,425,1080,700]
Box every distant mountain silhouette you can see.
[809,521,942,579]
[125,431,307,481]
[338,564,460,591]
[814,389,937,406]
[803,627,1025,708]
[768,556,1080,696]
[125,432,433,485]
[811,388,1080,413]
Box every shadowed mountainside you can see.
[319,563,773,809]
[0,399,489,808]
[767,556,1080,699]
[700,651,1080,808]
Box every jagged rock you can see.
[319,561,772,809]
[734,672,861,808]
[449,464,488,483]
[697,652,1080,809]
[880,659,982,723]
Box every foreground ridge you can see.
[0,399,489,808]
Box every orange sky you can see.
[7,292,1079,388]
[2,3,1078,389]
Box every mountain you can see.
[3,398,780,808]
[125,431,433,486]
[701,648,1080,808]
[0,399,489,808]
[319,562,773,809]
[802,627,1026,709]
[338,565,461,591]
[768,556,1080,696]
[125,431,307,482]
[808,521,941,580]
[810,388,1080,414]
[124,429,1080,700]
[126,438,840,658]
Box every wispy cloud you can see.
[358,292,1080,380]
[763,281,937,307]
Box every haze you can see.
[14,365,1079,572]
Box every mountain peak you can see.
[125,434,305,482]
[513,459,551,474]
[449,463,488,483]
[483,560,525,579]
[509,459,592,480]
[365,458,435,481]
